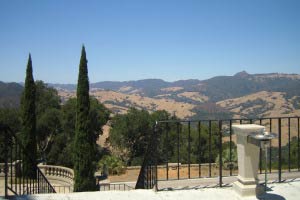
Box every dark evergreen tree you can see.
[73,46,96,191]
[20,54,37,178]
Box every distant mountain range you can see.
[1,71,300,119]
[0,81,23,108]
[52,71,300,99]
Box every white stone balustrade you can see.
[0,160,22,177]
[1,162,74,184]
[38,164,74,186]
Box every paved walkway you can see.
[157,171,300,190]
[5,178,300,200]
[2,172,300,199]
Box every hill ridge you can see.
[1,72,300,120]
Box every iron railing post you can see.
[135,120,160,190]
[219,120,222,187]
[198,121,201,177]
[278,118,282,182]
[154,121,159,191]
[177,122,180,180]
[10,139,13,192]
[288,118,291,172]
[155,161,158,191]
[259,119,262,174]
[209,120,212,177]
[4,128,9,198]
[298,117,300,171]
[188,122,191,179]
[269,118,272,173]
[38,169,40,193]
[229,120,232,176]
[165,122,169,180]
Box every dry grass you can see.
[217,91,300,117]
[97,124,110,148]
[177,92,209,102]
[59,89,300,147]
[58,89,196,118]
[91,90,195,119]
[217,91,300,146]
[118,86,133,92]
[160,87,184,92]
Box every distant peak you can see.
[234,71,250,78]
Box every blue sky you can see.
[0,0,299,83]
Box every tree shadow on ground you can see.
[257,193,285,200]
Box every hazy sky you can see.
[0,0,299,83]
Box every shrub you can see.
[98,155,125,175]
[215,142,238,170]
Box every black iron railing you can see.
[136,116,300,189]
[99,183,134,191]
[0,124,56,198]
[135,123,158,189]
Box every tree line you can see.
[0,46,109,191]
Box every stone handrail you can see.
[0,160,22,177]
[0,163,74,181]
[0,162,5,176]
[38,164,74,185]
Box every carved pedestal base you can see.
[233,177,264,197]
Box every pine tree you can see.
[73,46,96,191]
[21,54,37,179]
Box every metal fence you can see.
[137,116,300,190]
[0,124,56,198]
[99,183,134,191]
[135,122,159,189]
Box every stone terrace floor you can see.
[4,178,300,200]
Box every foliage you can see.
[73,46,96,192]
[0,108,21,133]
[35,81,61,114]
[215,141,237,169]
[45,96,110,168]
[61,98,77,139]
[291,96,300,109]
[98,155,124,175]
[289,137,300,168]
[158,121,220,165]
[109,108,171,166]
[109,108,152,165]
[275,136,300,169]
[191,103,233,120]
[46,133,73,167]
[0,81,63,164]
[20,54,37,179]
[0,128,5,163]
[89,97,110,139]
[109,109,225,166]
[238,98,274,118]
[35,81,62,162]
[36,108,62,161]
[0,108,21,162]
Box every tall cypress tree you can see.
[73,46,96,191]
[21,54,37,179]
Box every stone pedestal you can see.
[232,124,265,197]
